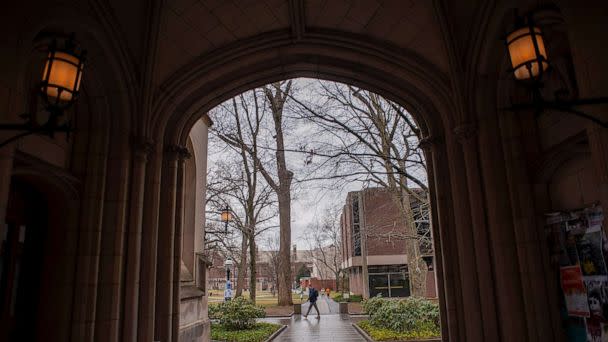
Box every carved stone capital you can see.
[164,145,191,161]
[418,135,444,152]
[453,123,478,144]
[131,137,154,161]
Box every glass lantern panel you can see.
[42,52,81,101]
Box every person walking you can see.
[304,286,320,319]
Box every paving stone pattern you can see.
[261,296,366,341]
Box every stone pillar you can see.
[475,112,536,341]
[155,145,180,342]
[453,124,500,342]
[71,127,109,342]
[172,147,190,341]
[499,111,563,341]
[138,141,162,342]
[122,139,152,342]
[443,132,487,342]
[419,135,455,340]
[95,137,131,341]
[0,146,14,241]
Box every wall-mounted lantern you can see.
[504,13,608,128]
[0,34,86,147]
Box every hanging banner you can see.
[561,266,590,317]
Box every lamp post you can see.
[224,257,234,301]
[220,206,232,234]
[503,13,608,127]
[0,35,86,147]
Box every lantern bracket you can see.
[504,10,608,128]
[0,106,72,148]
[504,96,608,128]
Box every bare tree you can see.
[289,81,432,297]
[211,81,295,305]
[301,207,344,291]
[264,235,282,297]
[206,123,278,302]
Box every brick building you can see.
[341,188,436,298]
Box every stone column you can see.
[172,147,190,341]
[453,124,500,341]
[499,110,563,341]
[475,111,536,341]
[419,135,458,340]
[442,132,488,342]
[71,127,109,342]
[95,137,131,341]
[0,145,14,242]
[138,141,162,342]
[155,145,180,342]
[122,139,152,342]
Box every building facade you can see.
[341,188,436,298]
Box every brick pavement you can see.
[261,296,366,341]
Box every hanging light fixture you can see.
[504,13,608,127]
[0,34,86,148]
[506,24,549,81]
[220,206,232,233]
[40,38,85,107]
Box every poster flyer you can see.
[561,266,590,317]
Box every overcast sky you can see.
[206,78,425,250]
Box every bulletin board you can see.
[546,206,606,342]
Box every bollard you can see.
[339,302,348,314]
[294,303,302,314]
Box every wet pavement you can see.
[261,296,367,341]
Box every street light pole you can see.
[224,257,234,301]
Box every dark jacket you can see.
[309,288,318,303]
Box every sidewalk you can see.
[261,296,366,341]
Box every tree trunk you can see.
[399,191,428,297]
[249,232,257,304]
[235,232,248,297]
[277,189,293,305]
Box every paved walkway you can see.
[261,296,366,341]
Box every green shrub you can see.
[362,294,386,314]
[333,293,363,303]
[211,322,281,342]
[349,294,363,302]
[209,297,266,330]
[358,320,439,341]
[361,296,440,337]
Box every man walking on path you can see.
[303,286,320,319]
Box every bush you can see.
[209,297,266,330]
[349,294,363,302]
[333,293,363,303]
[362,295,386,314]
[357,320,439,341]
[211,322,281,342]
[361,296,440,337]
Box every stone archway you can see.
[145,33,500,342]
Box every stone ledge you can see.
[180,285,205,301]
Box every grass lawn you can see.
[209,290,307,304]
[211,322,282,342]
[357,320,441,341]
[209,290,307,316]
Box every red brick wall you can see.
[362,189,408,256]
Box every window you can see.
[352,196,361,256]
[368,264,410,298]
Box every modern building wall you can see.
[341,188,434,298]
